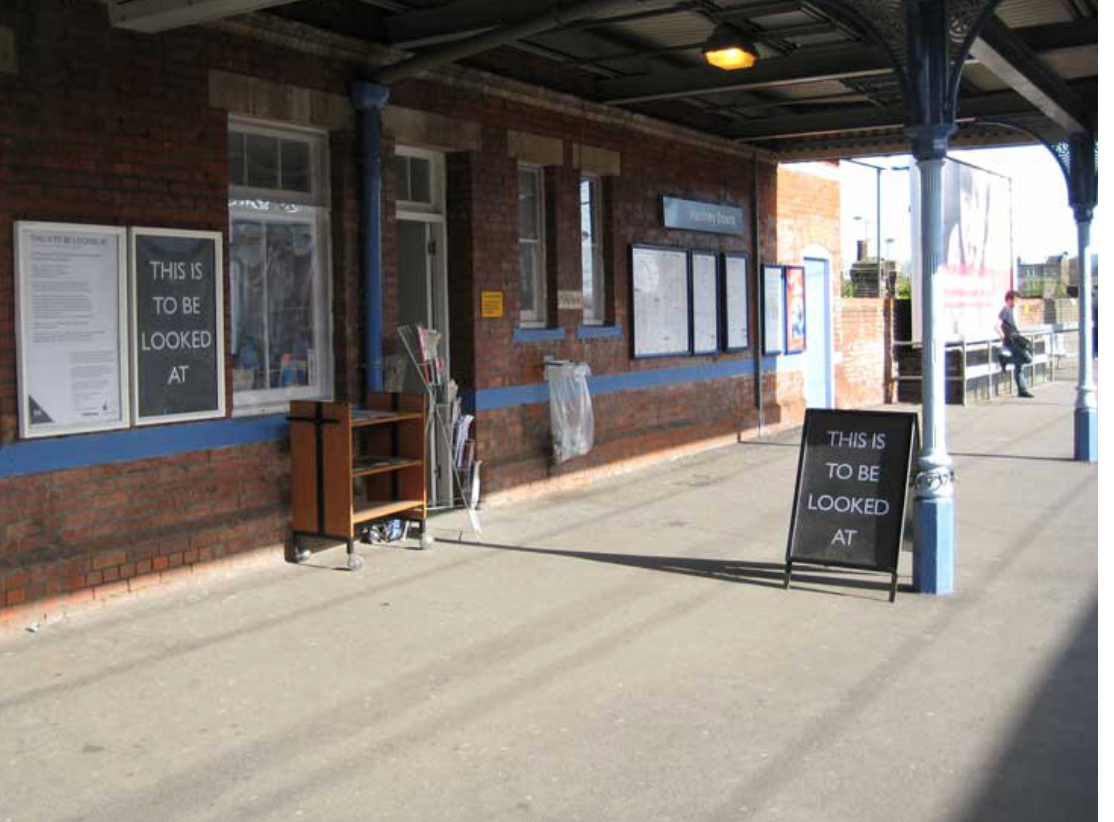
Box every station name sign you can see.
[662,196,745,235]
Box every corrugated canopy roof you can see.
[118,0,1099,160]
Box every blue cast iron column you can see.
[352,81,390,393]
[1068,135,1098,461]
[905,0,958,594]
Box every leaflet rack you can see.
[288,392,428,570]
[397,324,481,533]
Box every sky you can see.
[838,144,1100,274]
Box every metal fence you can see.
[892,323,1078,405]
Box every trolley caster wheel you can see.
[293,547,311,564]
[419,533,435,550]
[347,554,365,572]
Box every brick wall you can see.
[1,443,287,619]
[0,0,851,616]
[836,299,893,408]
[0,0,362,620]
[775,162,894,410]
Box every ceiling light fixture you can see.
[702,23,759,70]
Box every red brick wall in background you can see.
[776,163,894,410]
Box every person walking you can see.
[999,290,1034,397]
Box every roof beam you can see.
[376,0,646,84]
[384,0,676,49]
[725,83,1094,142]
[968,17,1093,134]
[597,45,891,105]
[1011,18,1097,52]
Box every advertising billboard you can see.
[911,159,1013,342]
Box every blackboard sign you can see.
[130,228,225,424]
[785,409,919,601]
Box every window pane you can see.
[580,178,595,242]
[265,222,317,389]
[582,243,596,316]
[280,139,311,193]
[518,168,537,198]
[245,134,279,189]
[409,157,432,203]
[229,132,246,187]
[231,220,267,391]
[518,170,539,240]
[392,155,410,202]
[519,241,537,316]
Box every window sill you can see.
[576,324,622,340]
[513,327,567,344]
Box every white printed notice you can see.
[15,223,129,437]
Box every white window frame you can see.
[518,164,547,326]
[393,146,444,215]
[228,118,334,416]
[580,174,606,325]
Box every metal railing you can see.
[891,324,1076,405]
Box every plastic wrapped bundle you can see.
[545,361,594,463]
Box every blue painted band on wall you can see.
[1,355,804,477]
[576,325,623,340]
[473,355,803,412]
[0,415,288,480]
[513,327,567,343]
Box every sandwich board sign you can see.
[784,409,920,602]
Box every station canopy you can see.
[109,0,1098,159]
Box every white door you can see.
[803,257,833,408]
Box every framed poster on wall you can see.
[762,264,786,355]
[723,252,749,351]
[690,251,719,355]
[631,244,690,358]
[784,264,806,354]
[130,227,226,425]
[14,222,131,438]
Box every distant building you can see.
[1017,254,1069,296]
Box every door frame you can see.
[802,250,834,409]
[395,146,451,506]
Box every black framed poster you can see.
[690,251,719,354]
[762,264,786,355]
[723,252,749,352]
[631,244,690,358]
[14,222,131,438]
[130,228,226,424]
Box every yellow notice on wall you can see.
[481,290,504,318]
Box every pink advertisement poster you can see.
[785,265,806,353]
[912,159,1013,342]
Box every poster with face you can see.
[911,159,1014,342]
[785,265,806,353]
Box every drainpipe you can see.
[753,152,764,437]
[352,81,390,393]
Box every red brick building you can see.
[0,0,890,622]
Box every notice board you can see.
[762,264,785,355]
[130,228,225,424]
[690,251,719,354]
[14,222,130,438]
[785,409,919,601]
[631,244,690,358]
[723,253,749,351]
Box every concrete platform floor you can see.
[0,374,1098,822]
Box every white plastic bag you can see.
[546,361,594,463]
